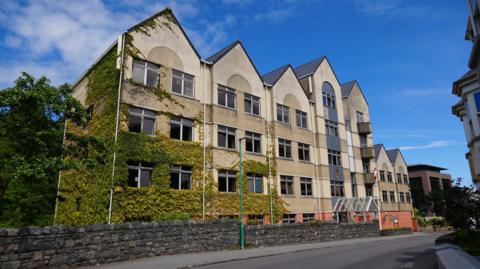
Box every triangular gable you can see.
[206,40,264,83]
[341,80,369,105]
[127,7,202,60]
[262,64,290,86]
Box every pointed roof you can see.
[341,80,356,98]
[386,149,400,163]
[293,56,326,79]
[262,64,290,85]
[127,7,201,60]
[205,40,264,83]
[374,144,384,159]
[206,40,240,63]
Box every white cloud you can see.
[354,0,430,18]
[399,140,464,151]
[398,88,446,97]
[254,8,294,24]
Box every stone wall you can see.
[0,220,380,269]
[379,227,413,236]
[246,222,379,247]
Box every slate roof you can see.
[206,40,240,63]
[341,80,357,98]
[373,144,384,159]
[293,56,326,79]
[386,149,400,163]
[262,64,290,85]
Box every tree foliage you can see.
[0,73,87,227]
[445,185,480,231]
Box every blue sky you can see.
[0,0,472,184]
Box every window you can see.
[172,69,194,97]
[328,150,342,166]
[351,173,357,197]
[280,175,294,196]
[132,59,159,88]
[325,120,339,136]
[322,92,336,109]
[302,213,315,223]
[218,85,236,109]
[170,116,193,141]
[330,181,344,197]
[218,125,236,149]
[245,131,261,153]
[403,175,409,184]
[379,170,385,181]
[362,160,370,173]
[247,173,263,193]
[276,104,290,123]
[359,135,367,147]
[248,214,264,225]
[244,93,260,115]
[170,165,192,190]
[127,162,153,187]
[128,107,156,135]
[396,173,401,183]
[406,192,411,203]
[356,111,364,123]
[390,191,396,203]
[475,92,480,114]
[282,214,296,224]
[365,184,373,197]
[387,172,393,182]
[218,170,236,192]
[382,191,388,202]
[300,177,313,196]
[298,143,310,161]
[296,110,308,128]
[278,139,292,158]
[399,192,405,203]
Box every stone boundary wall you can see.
[246,222,379,247]
[0,220,380,269]
[379,227,413,236]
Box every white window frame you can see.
[278,138,292,159]
[218,85,236,109]
[282,213,296,224]
[172,69,195,97]
[300,177,313,196]
[170,165,192,190]
[298,143,310,161]
[245,131,262,154]
[132,59,160,88]
[218,170,236,192]
[128,106,156,135]
[276,104,290,123]
[322,91,336,109]
[218,125,236,149]
[327,149,342,166]
[280,175,294,196]
[247,173,263,193]
[325,120,339,136]
[296,110,308,129]
[170,116,194,141]
[302,213,315,223]
[128,162,154,188]
[244,93,260,115]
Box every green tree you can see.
[0,72,87,227]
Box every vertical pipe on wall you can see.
[108,33,126,224]
[264,84,274,224]
[202,62,206,221]
[53,119,68,225]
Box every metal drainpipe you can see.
[53,119,68,225]
[264,84,274,224]
[202,61,206,221]
[108,33,126,224]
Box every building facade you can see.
[452,0,480,188]
[58,8,413,228]
[373,145,413,229]
[408,164,452,216]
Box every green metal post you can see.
[239,139,245,250]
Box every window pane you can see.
[129,115,142,133]
[132,65,145,84]
[128,168,138,187]
[142,118,155,135]
[227,93,235,108]
[286,145,291,158]
[218,175,227,192]
[255,178,263,193]
[227,134,235,149]
[218,90,226,106]
[228,176,236,192]
[181,173,191,189]
[284,110,289,123]
[184,80,194,97]
[183,126,193,141]
[287,182,293,195]
[172,76,182,94]
[129,107,142,114]
[140,170,151,187]
[247,177,254,192]
[254,138,261,153]
[252,102,259,115]
[244,98,251,113]
[146,69,158,88]
[170,122,181,139]
[218,130,226,147]
[170,172,179,189]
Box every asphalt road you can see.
[196,234,439,269]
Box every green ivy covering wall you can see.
[57,9,285,226]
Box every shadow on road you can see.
[396,248,437,269]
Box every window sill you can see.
[171,92,198,102]
[244,112,263,119]
[296,126,309,131]
[216,104,237,112]
[300,195,314,198]
[275,121,291,126]
[245,151,264,157]
[215,146,238,152]
[281,194,295,198]
[298,160,312,164]
[277,157,294,161]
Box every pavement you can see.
[89,232,443,269]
